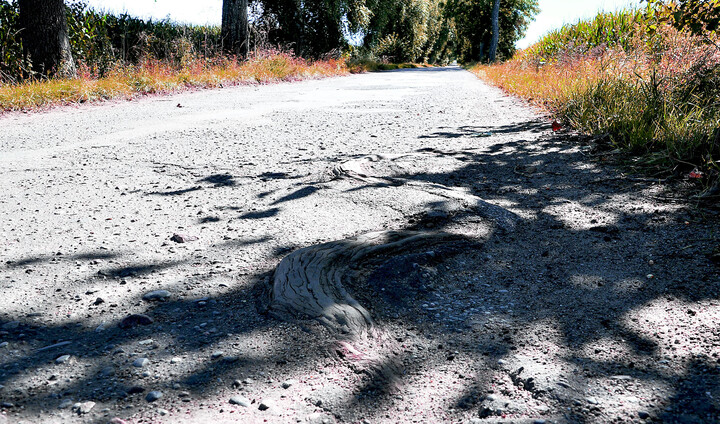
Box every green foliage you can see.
[521,9,646,64]
[0,0,223,82]
[363,0,449,62]
[445,0,538,62]
[256,0,372,57]
[65,2,223,72]
[648,0,720,36]
[0,0,26,81]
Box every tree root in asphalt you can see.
[269,230,462,336]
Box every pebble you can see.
[171,233,198,243]
[133,358,150,367]
[127,386,145,394]
[110,418,129,424]
[258,399,274,410]
[158,408,170,416]
[143,290,171,301]
[0,342,8,348]
[170,357,183,364]
[58,399,74,409]
[146,391,163,402]
[282,379,296,389]
[586,397,599,405]
[533,420,547,424]
[229,396,251,407]
[119,314,154,329]
[638,411,650,419]
[72,401,95,414]
[211,351,224,359]
[0,402,12,408]
[242,378,254,385]
[56,355,71,364]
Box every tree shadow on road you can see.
[1,121,719,423]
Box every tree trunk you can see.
[489,0,500,62]
[292,0,304,56]
[18,0,75,77]
[221,0,249,58]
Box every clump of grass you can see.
[0,51,349,112]
[471,9,720,176]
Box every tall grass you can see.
[0,51,348,111]
[472,8,720,175]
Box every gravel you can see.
[0,67,718,423]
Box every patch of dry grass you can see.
[0,51,348,112]
[470,19,720,175]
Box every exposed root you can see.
[269,231,462,336]
[326,153,418,184]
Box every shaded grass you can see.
[0,51,348,112]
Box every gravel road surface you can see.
[1,67,719,424]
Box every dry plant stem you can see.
[270,231,460,336]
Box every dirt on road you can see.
[1,67,719,424]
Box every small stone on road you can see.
[146,391,163,402]
[229,396,251,407]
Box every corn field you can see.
[0,0,223,83]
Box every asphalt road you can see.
[2,67,719,424]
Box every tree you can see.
[222,0,249,58]
[363,0,450,63]
[488,0,500,61]
[647,0,720,36]
[255,0,371,57]
[445,0,538,62]
[17,0,75,77]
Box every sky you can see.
[87,0,641,49]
